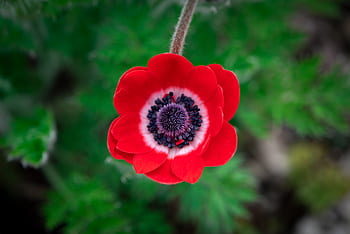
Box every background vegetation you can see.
[1,0,349,233]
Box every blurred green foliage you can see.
[168,158,256,234]
[211,1,349,137]
[289,143,350,212]
[44,173,126,234]
[106,155,256,234]
[1,107,54,167]
[0,0,349,233]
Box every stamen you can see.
[146,92,202,149]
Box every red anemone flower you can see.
[107,53,239,184]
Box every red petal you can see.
[145,160,183,184]
[202,122,238,167]
[107,118,119,155]
[112,114,152,154]
[148,53,193,88]
[116,67,148,92]
[172,154,204,184]
[208,64,240,121]
[114,70,161,115]
[185,65,218,102]
[120,66,147,78]
[113,148,134,164]
[107,118,134,164]
[205,86,224,136]
[133,150,167,174]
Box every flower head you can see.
[107,53,239,184]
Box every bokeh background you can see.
[1,0,350,233]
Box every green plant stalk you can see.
[42,163,73,201]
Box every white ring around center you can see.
[139,86,209,159]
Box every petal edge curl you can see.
[114,69,160,115]
[205,86,224,137]
[208,64,240,121]
[107,118,134,164]
[145,160,183,184]
[172,154,204,183]
[133,150,167,174]
[113,114,153,154]
[202,122,238,167]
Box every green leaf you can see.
[169,158,257,234]
[4,107,55,167]
[44,173,127,234]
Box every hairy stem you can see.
[170,0,198,55]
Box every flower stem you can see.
[42,163,73,201]
[170,0,198,55]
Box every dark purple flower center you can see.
[147,92,202,149]
[157,103,188,136]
